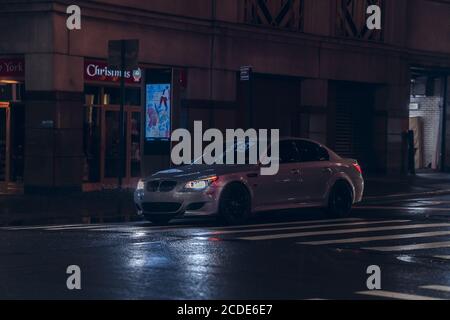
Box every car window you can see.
[279,140,301,164]
[296,140,330,162]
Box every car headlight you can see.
[184,176,218,191]
[136,180,145,191]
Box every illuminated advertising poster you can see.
[146,84,171,141]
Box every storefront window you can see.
[83,83,142,186]
[0,107,6,182]
[85,85,101,105]
[0,84,13,101]
[103,87,141,106]
[0,82,25,184]
[16,83,25,102]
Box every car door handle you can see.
[291,169,301,175]
[322,168,332,174]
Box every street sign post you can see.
[108,39,139,189]
[240,66,252,81]
[108,40,139,70]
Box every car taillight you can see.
[353,163,363,175]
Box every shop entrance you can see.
[83,85,142,191]
[0,104,7,183]
[102,106,142,188]
[328,81,377,173]
[0,101,24,191]
[409,69,449,172]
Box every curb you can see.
[363,189,450,203]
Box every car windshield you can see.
[191,140,262,165]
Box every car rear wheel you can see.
[219,183,251,225]
[327,182,353,218]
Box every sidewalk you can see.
[0,190,138,227]
[364,172,450,200]
[1,172,450,227]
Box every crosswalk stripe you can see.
[356,290,443,300]
[0,218,362,232]
[209,218,363,230]
[88,227,154,232]
[364,240,450,252]
[198,220,410,236]
[420,285,450,293]
[0,224,91,231]
[90,218,366,233]
[73,218,364,233]
[356,206,450,212]
[238,222,450,241]
[46,224,199,232]
[46,224,126,231]
[434,255,450,260]
[299,230,450,246]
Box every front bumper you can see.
[134,187,221,217]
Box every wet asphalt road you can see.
[1,195,450,300]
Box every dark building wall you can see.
[1,0,450,190]
[407,0,450,54]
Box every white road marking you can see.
[0,224,95,231]
[67,219,362,233]
[89,227,157,232]
[47,223,200,232]
[299,230,450,246]
[66,218,364,233]
[0,218,362,232]
[239,222,449,241]
[356,290,443,300]
[198,220,410,236]
[356,206,450,212]
[434,255,450,260]
[420,285,450,293]
[364,240,450,252]
[46,225,126,231]
[210,218,362,230]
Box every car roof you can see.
[279,137,341,159]
[279,137,322,145]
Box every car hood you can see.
[147,164,257,182]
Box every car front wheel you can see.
[327,182,353,218]
[219,183,251,225]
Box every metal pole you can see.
[249,69,253,128]
[119,40,126,189]
[441,75,448,172]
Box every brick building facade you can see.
[0,0,450,193]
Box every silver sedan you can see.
[134,138,364,225]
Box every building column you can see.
[381,84,410,175]
[24,53,84,193]
[300,79,328,144]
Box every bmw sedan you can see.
[134,138,364,225]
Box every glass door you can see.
[0,106,7,183]
[102,106,142,188]
[103,108,125,186]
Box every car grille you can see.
[142,202,182,213]
[146,180,177,192]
